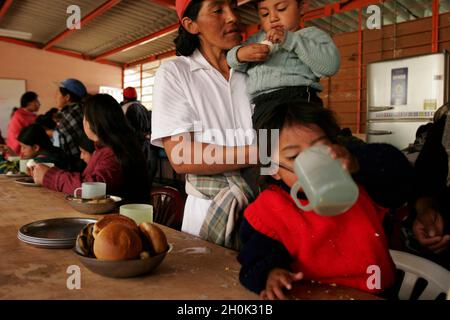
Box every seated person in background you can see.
[31,94,150,204]
[78,133,95,165]
[238,100,414,300]
[404,103,450,269]
[0,129,4,145]
[55,78,87,172]
[18,124,68,169]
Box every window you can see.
[99,86,123,104]
[123,56,175,110]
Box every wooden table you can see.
[0,175,380,300]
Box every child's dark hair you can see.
[83,94,150,203]
[254,0,305,12]
[174,0,203,56]
[35,114,57,130]
[59,87,82,103]
[20,92,38,108]
[254,100,341,158]
[18,124,53,150]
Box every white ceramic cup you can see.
[19,159,29,173]
[40,163,55,168]
[8,156,20,162]
[120,204,153,225]
[290,144,359,216]
[73,182,106,199]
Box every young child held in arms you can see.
[227,0,340,123]
[238,101,400,300]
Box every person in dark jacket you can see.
[121,86,157,186]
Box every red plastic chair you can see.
[150,186,184,230]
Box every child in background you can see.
[17,124,68,169]
[238,100,415,300]
[227,0,340,124]
[35,114,57,140]
[78,133,95,165]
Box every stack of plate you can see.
[18,217,96,249]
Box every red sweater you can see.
[6,108,37,155]
[43,146,123,196]
[244,185,396,293]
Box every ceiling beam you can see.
[303,0,382,22]
[42,0,122,50]
[0,36,122,67]
[0,0,13,19]
[93,22,179,61]
[125,49,176,67]
[149,0,175,10]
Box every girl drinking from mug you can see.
[238,100,414,300]
[32,94,150,204]
[18,124,68,169]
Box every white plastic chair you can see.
[390,250,450,300]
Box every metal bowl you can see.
[65,195,122,215]
[74,244,172,278]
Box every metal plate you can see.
[14,177,40,187]
[6,172,27,178]
[18,218,97,248]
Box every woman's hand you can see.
[237,44,270,63]
[266,28,286,44]
[413,197,450,254]
[327,144,359,174]
[260,268,303,300]
[31,164,51,185]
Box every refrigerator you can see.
[366,52,449,150]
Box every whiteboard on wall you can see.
[0,79,26,139]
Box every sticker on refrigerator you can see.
[423,99,437,110]
[391,67,408,106]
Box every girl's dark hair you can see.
[78,133,95,154]
[18,124,53,150]
[174,0,203,56]
[20,92,38,108]
[254,100,341,158]
[83,94,150,203]
[60,87,82,103]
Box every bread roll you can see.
[139,223,168,255]
[93,215,138,239]
[93,223,142,260]
[75,223,95,257]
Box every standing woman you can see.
[32,94,150,204]
[6,92,40,155]
[152,0,256,249]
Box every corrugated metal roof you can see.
[56,0,177,57]
[0,0,105,43]
[108,32,177,63]
[0,0,446,65]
